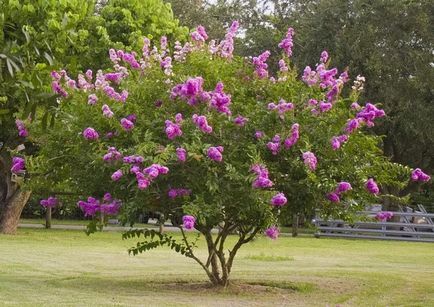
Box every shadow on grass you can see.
[37,274,316,297]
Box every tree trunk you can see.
[158,214,165,234]
[0,189,32,234]
[292,213,299,237]
[45,207,52,229]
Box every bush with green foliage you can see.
[30,22,429,286]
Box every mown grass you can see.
[0,229,433,306]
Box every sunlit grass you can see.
[0,229,433,306]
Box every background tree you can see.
[0,0,187,234]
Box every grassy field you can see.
[0,229,433,307]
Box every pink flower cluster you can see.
[77,193,121,217]
[320,50,329,63]
[210,21,239,58]
[302,151,317,171]
[365,178,380,194]
[176,148,187,162]
[376,211,394,222]
[411,168,431,182]
[168,188,192,199]
[131,164,169,190]
[165,113,183,139]
[278,27,295,58]
[15,120,28,137]
[102,104,114,118]
[11,157,25,173]
[268,99,294,117]
[88,94,98,105]
[327,182,352,203]
[207,146,224,162]
[182,215,196,230]
[209,82,231,115]
[192,114,212,133]
[234,115,248,127]
[267,135,281,155]
[270,192,287,207]
[284,124,300,149]
[83,127,99,140]
[40,197,58,208]
[264,226,279,239]
[120,118,134,131]
[252,50,271,79]
[171,77,207,106]
[355,103,386,128]
[330,135,349,150]
[123,155,144,164]
[103,147,122,162]
[251,164,273,189]
[191,25,208,44]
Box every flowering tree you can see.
[30,22,430,286]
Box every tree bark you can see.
[292,213,299,237]
[0,189,32,234]
[45,207,52,229]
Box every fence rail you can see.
[313,206,434,243]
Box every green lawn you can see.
[0,229,433,306]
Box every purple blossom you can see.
[284,123,300,149]
[411,168,431,183]
[330,135,349,150]
[302,151,317,171]
[264,226,279,240]
[103,147,122,162]
[138,178,150,190]
[111,169,123,181]
[176,148,187,162]
[270,193,287,207]
[267,139,280,155]
[88,94,98,105]
[278,59,288,72]
[320,50,329,63]
[326,192,340,203]
[40,197,58,208]
[255,131,265,139]
[182,215,196,230]
[168,188,191,199]
[351,102,361,110]
[51,80,68,97]
[234,115,248,126]
[171,77,206,105]
[344,118,360,134]
[356,103,386,127]
[336,182,352,194]
[216,21,238,58]
[376,211,394,222]
[78,195,121,217]
[165,120,183,140]
[191,25,208,43]
[207,146,224,162]
[83,127,99,140]
[120,118,134,131]
[252,50,271,78]
[366,178,380,194]
[251,164,273,189]
[192,114,212,133]
[123,155,144,164]
[278,27,295,58]
[15,119,28,137]
[102,104,114,118]
[209,82,231,115]
[319,101,332,113]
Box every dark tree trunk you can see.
[292,213,299,237]
[0,189,31,234]
[45,207,52,229]
[0,152,31,234]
